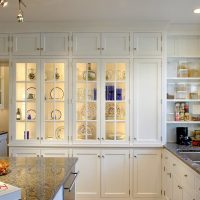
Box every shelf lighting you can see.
[193,8,200,14]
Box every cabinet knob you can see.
[97,155,101,158]
[101,137,104,140]
[37,137,39,140]
[178,185,182,190]
[101,48,104,50]
[134,47,137,50]
[37,155,40,157]
[41,155,43,157]
[41,137,43,140]
[36,48,40,50]
[133,138,136,140]
[184,174,188,177]
[134,155,137,158]
[97,48,101,50]
[102,155,105,158]
[97,137,100,140]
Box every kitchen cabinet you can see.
[11,59,69,145]
[133,59,162,144]
[73,149,130,199]
[0,67,4,109]
[12,33,69,56]
[133,33,162,57]
[162,149,197,200]
[73,59,130,144]
[10,148,40,157]
[132,149,161,199]
[0,33,9,56]
[0,133,7,156]
[167,35,200,57]
[72,32,130,56]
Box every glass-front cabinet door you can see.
[13,59,40,143]
[41,60,68,144]
[102,60,129,143]
[73,60,100,143]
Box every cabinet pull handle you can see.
[167,173,171,178]
[178,185,182,190]
[64,171,79,192]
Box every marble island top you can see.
[0,157,78,200]
[164,143,200,175]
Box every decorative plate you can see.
[51,109,62,120]
[78,124,95,136]
[50,87,64,100]
[55,126,64,139]
[27,87,36,100]
[80,103,96,120]
[106,103,121,119]
[26,109,36,120]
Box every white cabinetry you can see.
[0,34,9,56]
[162,149,197,200]
[0,67,4,109]
[133,59,162,144]
[73,149,130,199]
[133,33,162,57]
[72,32,130,56]
[132,149,161,199]
[10,148,40,157]
[12,33,69,56]
[0,133,7,156]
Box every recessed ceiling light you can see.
[193,8,200,14]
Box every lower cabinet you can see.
[132,149,162,199]
[73,149,130,199]
[9,147,162,200]
[162,149,198,200]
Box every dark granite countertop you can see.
[0,157,78,200]
[164,143,200,175]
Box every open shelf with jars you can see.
[14,61,39,142]
[73,59,129,144]
[166,57,200,142]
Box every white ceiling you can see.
[0,0,200,24]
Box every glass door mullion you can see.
[114,64,117,141]
[86,67,88,141]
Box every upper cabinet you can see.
[133,33,162,57]
[72,32,130,56]
[0,34,9,56]
[12,33,69,56]
[168,35,200,57]
[133,59,162,144]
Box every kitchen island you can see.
[0,157,78,200]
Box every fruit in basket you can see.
[0,160,9,175]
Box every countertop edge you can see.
[164,143,200,175]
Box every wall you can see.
[0,65,9,132]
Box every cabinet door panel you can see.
[133,33,162,56]
[10,148,40,157]
[73,149,100,198]
[41,33,69,56]
[12,33,40,56]
[133,149,161,198]
[101,33,130,56]
[133,59,162,144]
[72,33,100,56]
[0,34,9,56]
[101,150,130,198]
